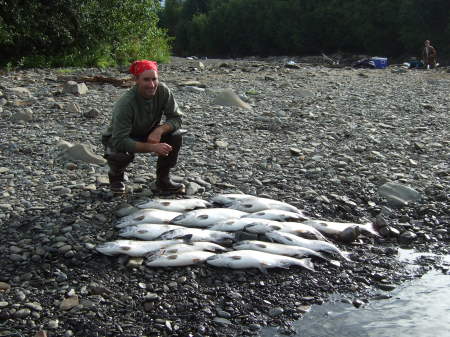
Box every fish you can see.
[265,231,351,261]
[245,221,329,241]
[135,198,211,212]
[302,219,380,240]
[95,239,187,257]
[232,240,328,260]
[226,196,304,214]
[170,208,247,228]
[210,193,255,206]
[243,209,309,222]
[115,209,182,228]
[206,250,315,272]
[145,251,216,267]
[157,242,228,255]
[158,228,235,243]
[208,217,278,232]
[118,224,185,240]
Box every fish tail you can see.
[298,258,315,272]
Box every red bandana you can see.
[129,60,158,76]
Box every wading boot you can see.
[108,172,126,195]
[155,168,185,194]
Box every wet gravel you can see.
[0,56,448,336]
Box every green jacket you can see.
[102,82,182,153]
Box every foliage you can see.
[159,0,450,59]
[0,0,172,68]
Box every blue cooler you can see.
[371,57,388,69]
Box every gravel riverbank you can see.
[0,57,448,337]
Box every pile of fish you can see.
[96,194,380,272]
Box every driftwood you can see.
[57,75,134,87]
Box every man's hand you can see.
[149,143,172,156]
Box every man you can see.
[101,59,184,194]
[422,40,437,69]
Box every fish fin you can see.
[161,202,171,206]
[258,262,269,274]
[181,234,193,242]
[300,258,315,272]
[135,215,145,221]
[277,262,291,270]
[341,251,353,262]
[242,204,253,209]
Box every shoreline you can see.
[0,58,448,336]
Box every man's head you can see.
[425,40,431,46]
[130,60,159,99]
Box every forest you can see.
[1,0,449,68]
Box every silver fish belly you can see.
[233,240,327,260]
[118,224,184,240]
[145,251,216,267]
[115,209,182,228]
[243,209,309,222]
[158,228,235,243]
[245,222,328,241]
[208,217,277,232]
[210,193,255,206]
[206,250,314,272]
[157,242,228,255]
[226,196,303,214]
[170,208,247,228]
[95,239,186,257]
[135,198,211,212]
[265,231,350,261]
[302,219,380,237]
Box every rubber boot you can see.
[105,150,134,195]
[108,172,126,194]
[155,167,184,194]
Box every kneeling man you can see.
[102,60,184,194]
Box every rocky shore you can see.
[0,57,448,337]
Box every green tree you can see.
[0,0,172,68]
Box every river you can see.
[261,250,450,337]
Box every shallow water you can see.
[261,250,450,337]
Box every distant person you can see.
[101,60,184,195]
[422,40,437,69]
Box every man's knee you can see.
[163,133,183,149]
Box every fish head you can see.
[338,226,360,243]
[118,226,134,236]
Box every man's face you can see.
[136,70,159,99]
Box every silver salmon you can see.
[135,198,211,212]
[145,251,216,267]
[265,231,351,261]
[118,224,185,240]
[170,208,247,228]
[115,209,182,228]
[206,250,315,272]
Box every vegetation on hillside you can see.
[160,0,450,59]
[1,0,448,68]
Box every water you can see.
[261,250,450,337]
